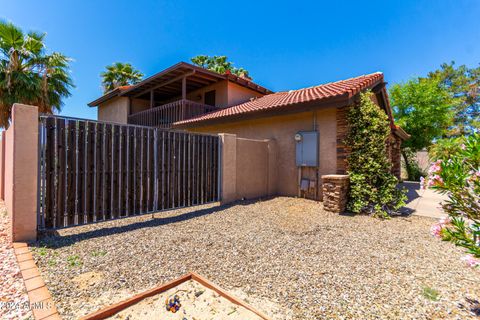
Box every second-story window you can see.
[205,90,216,106]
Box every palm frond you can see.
[100,62,143,93]
[0,22,73,128]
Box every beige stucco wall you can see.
[220,134,277,203]
[131,98,150,114]
[165,80,264,108]
[5,104,38,241]
[235,138,270,199]
[227,82,265,106]
[0,131,5,201]
[187,107,337,198]
[5,127,13,217]
[97,80,265,123]
[98,96,129,123]
[186,80,229,107]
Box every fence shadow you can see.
[36,199,264,249]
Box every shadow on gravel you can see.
[37,203,228,249]
[36,199,265,249]
[338,182,420,218]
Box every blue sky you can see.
[2,0,479,119]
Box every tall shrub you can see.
[345,91,406,218]
[425,133,480,268]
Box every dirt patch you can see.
[72,271,104,290]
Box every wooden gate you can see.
[37,115,220,230]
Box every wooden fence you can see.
[37,115,220,230]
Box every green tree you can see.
[190,55,251,79]
[389,77,455,180]
[427,61,480,136]
[100,62,143,93]
[345,91,406,218]
[0,20,73,128]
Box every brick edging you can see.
[13,242,61,320]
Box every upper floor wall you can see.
[97,79,267,124]
[91,62,272,125]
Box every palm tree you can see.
[100,62,143,93]
[0,20,74,128]
[190,55,251,80]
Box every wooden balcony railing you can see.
[127,99,220,128]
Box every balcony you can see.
[127,99,220,128]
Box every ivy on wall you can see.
[345,91,407,218]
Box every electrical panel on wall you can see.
[295,131,318,167]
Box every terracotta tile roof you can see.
[117,85,133,90]
[175,72,384,126]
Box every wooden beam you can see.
[182,76,186,100]
[133,71,195,98]
[150,90,154,109]
[187,77,212,86]
[372,81,386,93]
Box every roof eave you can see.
[89,61,272,106]
[87,88,122,107]
[174,74,384,129]
[173,94,352,129]
[393,126,410,140]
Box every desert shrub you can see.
[425,133,480,268]
[345,91,407,218]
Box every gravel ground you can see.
[33,197,480,319]
[0,205,32,320]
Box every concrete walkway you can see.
[399,181,448,219]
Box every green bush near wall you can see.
[345,91,407,218]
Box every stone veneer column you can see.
[336,105,351,174]
[321,174,349,213]
[5,104,38,242]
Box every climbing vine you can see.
[345,91,407,218]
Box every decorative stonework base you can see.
[322,175,349,213]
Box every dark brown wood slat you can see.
[46,117,55,228]
[66,120,77,225]
[93,122,99,222]
[38,116,220,230]
[87,121,96,223]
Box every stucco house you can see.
[88,61,408,201]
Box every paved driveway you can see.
[400,181,447,219]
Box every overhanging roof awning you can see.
[88,62,272,107]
